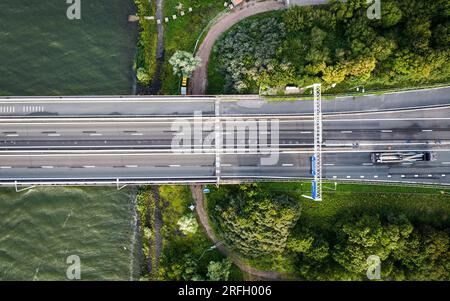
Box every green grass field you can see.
[0,187,138,280]
[0,0,138,95]
[161,0,225,94]
[263,182,450,234]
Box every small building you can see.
[231,0,245,6]
[285,86,300,95]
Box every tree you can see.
[169,51,201,77]
[136,67,151,84]
[206,259,232,281]
[433,22,450,48]
[377,1,403,28]
[177,213,199,235]
[403,18,432,50]
[212,184,301,260]
[333,214,413,277]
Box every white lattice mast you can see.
[302,83,323,201]
[312,83,323,201]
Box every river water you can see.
[0,0,141,280]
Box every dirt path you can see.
[149,0,165,94]
[189,0,285,95]
[190,185,290,280]
[152,185,163,277]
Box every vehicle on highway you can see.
[181,76,188,95]
[370,151,437,164]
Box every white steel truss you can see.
[312,84,323,201]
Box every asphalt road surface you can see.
[0,100,449,186]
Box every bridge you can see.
[0,87,449,188]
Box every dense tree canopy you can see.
[210,0,450,94]
[207,183,450,280]
[210,184,301,260]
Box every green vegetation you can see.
[134,0,158,85]
[207,184,301,271]
[206,182,450,280]
[0,0,137,95]
[137,185,242,280]
[208,0,450,94]
[169,50,202,77]
[161,0,225,94]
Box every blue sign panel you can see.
[311,155,316,176]
[203,188,210,194]
[311,181,317,200]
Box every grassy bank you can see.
[161,0,225,94]
[0,0,138,95]
[133,0,158,86]
[137,185,243,280]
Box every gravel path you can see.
[152,185,162,277]
[189,0,286,95]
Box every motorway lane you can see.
[1,114,450,151]
[0,87,449,118]
[220,151,450,184]
[221,86,450,116]
[0,104,449,185]
[0,150,449,184]
[0,153,215,181]
[0,97,216,117]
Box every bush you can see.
[209,0,450,94]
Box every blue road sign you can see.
[311,181,317,200]
[311,155,316,176]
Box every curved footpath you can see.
[191,185,291,280]
[190,0,285,95]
